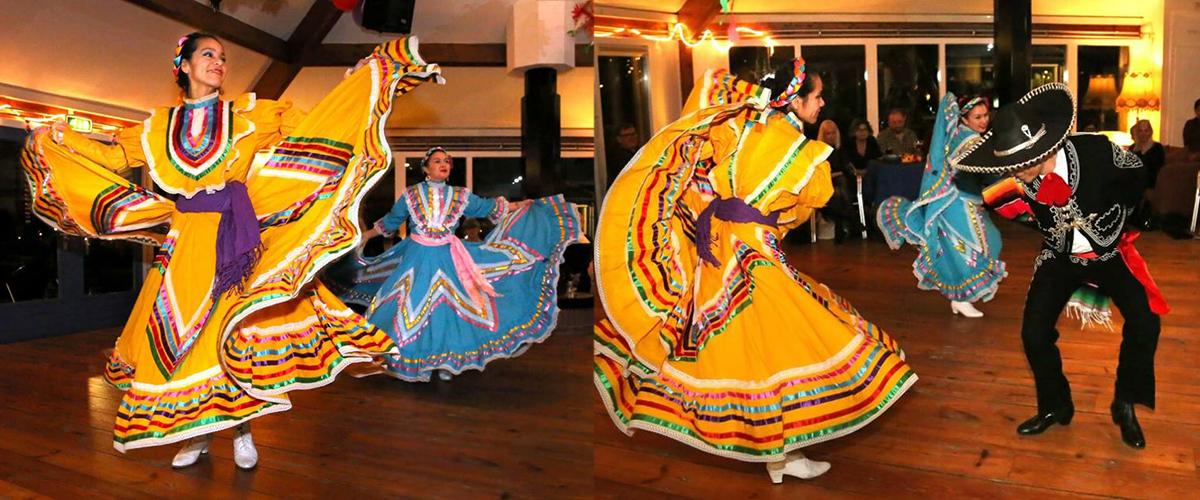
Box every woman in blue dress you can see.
[877,94,1007,318]
[326,147,583,380]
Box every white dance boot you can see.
[171,433,213,468]
[233,423,258,470]
[951,300,984,318]
[766,451,832,483]
[438,370,453,381]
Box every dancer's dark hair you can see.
[174,32,221,93]
[759,61,821,110]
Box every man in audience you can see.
[1184,98,1200,152]
[877,108,919,157]
[606,123,640,187]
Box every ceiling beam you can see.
[305,43,508,67]
[251,1,345,100]
[676,0,722,37]
[122,0,289,61]
[304,44,596,68]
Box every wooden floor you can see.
[594,220,1200,500]
[0,309,593,500]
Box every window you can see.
[359,165,397,254]
[83,165,141,295]
[403,155,467,189]
[559,157,596,237]
[0,127,57,302]
[1032,45,1067,89]
[472,157,525,200]
[946,44,996,101]
[800,45,867,141]
[599,54,652,190]
[728,46,797,83]
[877,44,940,152]
[1077,45,1129,132]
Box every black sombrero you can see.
[953,82,1076,174]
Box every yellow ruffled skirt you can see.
[23,38,440,450]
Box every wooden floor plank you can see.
[595,220,1200,498]
[0,308,593,499]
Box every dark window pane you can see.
[599,55,652,189]
[359,164,396,254]
[559,157,595,237]
[0,126,58,302]
[946,44,996,101]
[403,155,467,188]
[877,44,939,154]
[728,45,796,83]
[472,157,525,200]
[1078,45,1129,132]
[800,45,866,142]
[84,165,140,295]
[1032,45,1067,88]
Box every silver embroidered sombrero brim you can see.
[953,83,1076,174]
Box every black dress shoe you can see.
[1110,401,1146,449]
[1016,403,1075,435]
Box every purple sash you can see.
[695,196,782,267]
[176,181,262,300]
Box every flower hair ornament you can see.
[959,96,987,115]
[172,35,188,78]
[420,147,450,168]
[767,58,807,108]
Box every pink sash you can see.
[409,232,498,307]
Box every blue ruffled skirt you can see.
[325,195,582,380]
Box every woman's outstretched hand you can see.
[344,56,371,80]
[510,199,534,210]
[50,120,68,145]
[362,227,380,240]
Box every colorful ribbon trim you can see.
[409,232,498,307]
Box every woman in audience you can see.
[1129,119,1165,230]
[818,120,863,242]
[842,118,883,170]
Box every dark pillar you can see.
[679,40,695,102]
[521,67,561,198]
[994,0,1032,107]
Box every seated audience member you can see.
[842,118,883,170]
[877,108,919,157]
[818,120,864,242]
[1185,98,1200,153]
[1129,119,1165,230]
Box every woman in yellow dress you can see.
[594,60,917,483]
[24,32,442,469]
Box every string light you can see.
[0,102,126,134]
[594,22,766,52]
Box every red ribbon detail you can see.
[1117,231,1170,315]
[1036,172,1072,207]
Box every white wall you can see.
[1161,0,1200,147]
[0,0,273,115]
[281,65,594,136]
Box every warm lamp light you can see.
[1099,130,1134,147]
[1116,72,1160,113]
[1083,75,1118,110]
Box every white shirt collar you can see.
[1039,148,1069,180]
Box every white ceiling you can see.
[0,0,273,115]
[598,0,686,14]
[191,0,320,40]
[189,0,523,44]
[0,0,535,117]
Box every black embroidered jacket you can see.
[1021,134,1145,259]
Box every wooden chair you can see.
[1192,170,1200,233]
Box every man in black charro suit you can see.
[955,83,1169,450]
